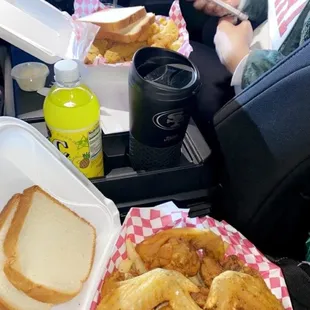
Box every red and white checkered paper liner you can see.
[90,202,292,310]
[73,0,192,65]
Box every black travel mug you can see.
[129,47,201,171]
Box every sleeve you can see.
[300,11,310,46]
[231,55,249,87]
[241,50,286,89]
[240,0,268,25]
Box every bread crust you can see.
[96,13,155,43]
[0,300,12,310]
[3,264,76,304]
[81,6,147,33]
[0,195,20,231]
[3,185,97,304]
[0,195,20,310]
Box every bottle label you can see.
[47,122,104,178]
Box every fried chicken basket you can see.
[90,202,293,310]
[73,0,193,65]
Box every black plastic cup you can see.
[129,47,201,171]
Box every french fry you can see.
[126,239,147,274]
[189,275,203,287]
[118,258,133,273]
[159,17,168,26]
[169,38,182,51]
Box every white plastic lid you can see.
[0,0,99,64]
[54,60,80,84]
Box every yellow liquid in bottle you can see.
[44,84,104,178]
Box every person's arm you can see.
[214,18,253,74]
[192,0,268,24]
[214,18,285,90]
[241,50,285,88]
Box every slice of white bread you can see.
[79,6,147,33]
[0,195,52,310]
[4,186,96,304]
[95,13,156,43]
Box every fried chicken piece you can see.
[136,228,226,268]
[101,268,140,298]
[144,237,200,277]
[158,17,168,26]
[170,38,183,51]
[86,40,110,64]
[103,50,122,64]
[97,269,201,310]
[190,233,226,260]
[94,39,110,51]
[150,33,176,48]
[138,22,160,44]
[101,271,125,297]
[200,256,223,288]
[104,41,147,63]
[86,45,101,64]
[161,20,178,41]
[222,255,266,286]
[148,20,179,48]
[191,287,210,308]
[204,271,284,310]
[222,255,245,272]
[150,22,160,34]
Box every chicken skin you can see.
[204,271,284,310]
[98,269,201,310]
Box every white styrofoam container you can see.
[0,117,121,309]
[0,0,98,64]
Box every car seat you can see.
[213,38,310,260]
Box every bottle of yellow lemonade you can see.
[44,60,104,178]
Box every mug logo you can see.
[153,109,185,131]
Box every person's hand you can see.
[193,0,240,16]
[214,19,253,73]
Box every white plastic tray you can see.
[0,117,121,309]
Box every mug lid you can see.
[143,63,195,90]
